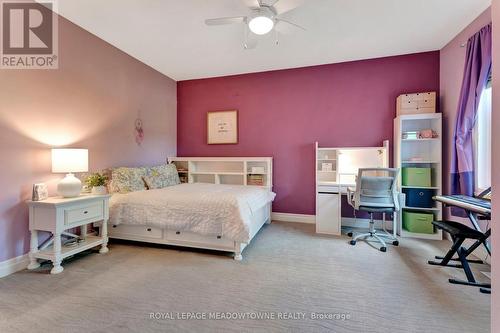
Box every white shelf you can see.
[169,157,273,188]
[403,206,440,211]
[317,181,339,186]
[401,138,440,142]
[400,229,443,240]
[191,171,244,176]
[34,235,104,261]
[401,160,440,164]
[397,113,442,121]
[401,185,439,189]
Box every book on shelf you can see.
[247,174,264,186]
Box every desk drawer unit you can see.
[316,192,341,235]
[64,202,103,226]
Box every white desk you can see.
[316,181,399,237]
[315,141,391,236]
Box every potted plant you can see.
[85,173,108,195]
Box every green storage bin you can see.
[402,211,435,234]
[402,167,431,187]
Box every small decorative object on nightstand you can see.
[85,172,108,195]
[32,183,48,201]
[27,194,111,274]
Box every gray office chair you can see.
[346,168,400,252]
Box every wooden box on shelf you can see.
[397,92,436,116]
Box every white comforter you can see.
[109,183,276,242]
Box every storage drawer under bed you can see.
[109,224,163,239]
[166,230,235,249]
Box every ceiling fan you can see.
[205,0,306,49]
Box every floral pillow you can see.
[111,166,148,193]
[143,164,180,190]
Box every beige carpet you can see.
[0,222,491,333]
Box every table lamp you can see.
[51,148,88,197]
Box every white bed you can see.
[107,183,275,260]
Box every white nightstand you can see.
[27,194,111,274]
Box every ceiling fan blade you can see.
[243,24,258,49]
[273,0,305,15]
[275,18,306,32]
[244,39,258,50]
[241,0,261,8]
[205,16,246,26]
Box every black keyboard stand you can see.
[428,221,490,293]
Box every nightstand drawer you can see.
[64,203,103,225]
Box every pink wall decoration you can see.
[177,51,440,215]
[135,117,145,145]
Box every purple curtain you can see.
[450,24,492,215]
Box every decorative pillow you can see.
[111,166,148,193]
[143,164,180,189]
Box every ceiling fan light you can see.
[248,16,274,35]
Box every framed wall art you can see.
[207,110,238,144]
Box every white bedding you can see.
[109,183,276,242]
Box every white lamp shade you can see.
[51,149,88,173]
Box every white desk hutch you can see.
[315,141,390,236]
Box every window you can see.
[473,73,492,192]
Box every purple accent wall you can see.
[178,52,440,215]
[0,16,177,263]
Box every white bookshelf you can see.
[168,157,273,189]
[394,113,443,240]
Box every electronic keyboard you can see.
[433,195,491,216]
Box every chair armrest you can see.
[394,192,402,211]
[347,187,356,208]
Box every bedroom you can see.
[0,0,498,332]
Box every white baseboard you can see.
[0,254,29,278]
[271,213,394,230]
[341,217,395,230]
[271,212,315,224]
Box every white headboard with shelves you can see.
[168,157,273,189]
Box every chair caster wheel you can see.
[392,241,399,246]
[347,232,353,237]
[349,240,356,246]
[380,247,387,252]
